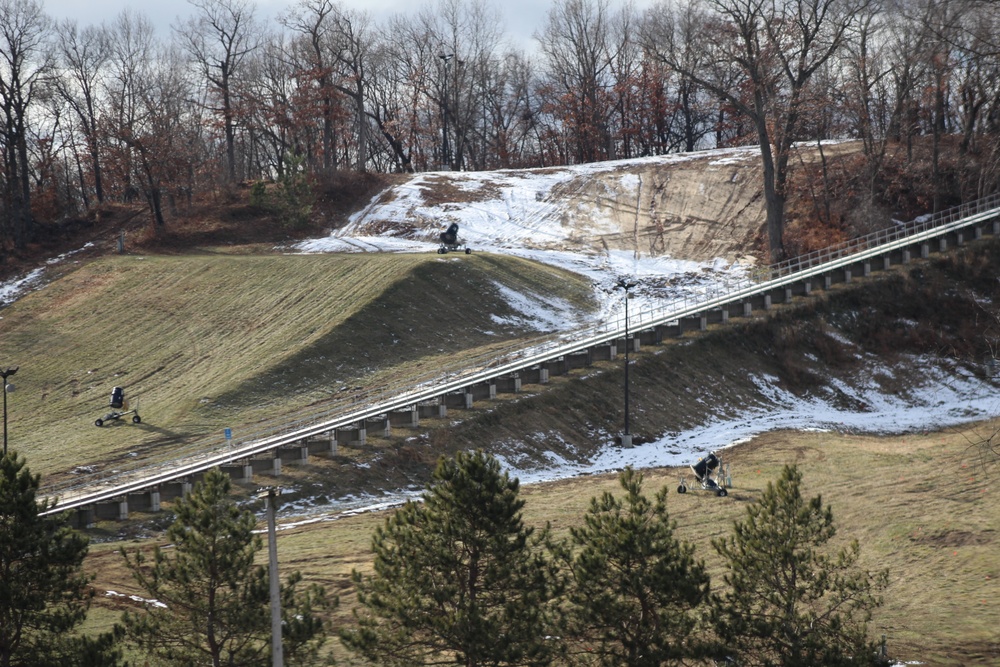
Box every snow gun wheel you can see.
[717,488,728,497]
[132,415,142,424]
[677,484,687,494]
[437,247,446,254]
[95,418,104,427]
[465,248,472,254]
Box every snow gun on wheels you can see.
[95,386,141,427]
[677,451,729,497]
[437,222,472,254]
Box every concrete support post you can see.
[721,309,729,324]
[182,481,192,497]
[784,287,793,302]
[743,301,752,317]
[699,315,707,331]
[764,294,772,310]
[77,507,95,529]
[298,445,309,464]
[329,431,338,456]
[844,268,852,284]
[273,456,282,476]
[863,261,871,277]
[464,389,474,409]
[242,464,253,484]
[150,489,161,513]
[939,237,947,253]
[903,249,912,264]
[975,226,983,240]
[118,497,128,521]
[630,336,641,352]
[824,274,832,290]
[539,367,549,384]
[608,343,617,360]
[957,232,965,246]
[883,255,891,271]
[804,280,812,295]
[921,242,929,258]
[994,220,1000,235]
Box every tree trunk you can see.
[355,88,368,172]
[321,82,336,174]
[223,68,237,183]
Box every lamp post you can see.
[438,53,454,170]
[2,366,17,457]
[616,281,636,447]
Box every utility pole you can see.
[439,53,453,170]
[266,487,283,667]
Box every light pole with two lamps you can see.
[2,365,17,457]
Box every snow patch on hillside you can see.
[293,152,762,324]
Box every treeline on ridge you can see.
[0,0,998,263]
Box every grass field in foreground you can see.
[84,420,1000,666]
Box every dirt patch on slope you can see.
[557,152,766,262]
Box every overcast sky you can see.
[40,0,612,52]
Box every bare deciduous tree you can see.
[643,0,869,261]
[537,0,620,164]
[175,0,260,184]
[0,0,52,252]
[284,0,375,173]
[55,20,111,208]
[106,9,158,202]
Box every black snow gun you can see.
[437,222,472,255]
[677,451,730,497]
[95,386,141,427]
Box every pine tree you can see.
[711,465,889,667]
[560,467,710,667]
[121,467,332,667]
[342,450,559,667]
[0,452,114,667]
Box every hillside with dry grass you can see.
[3,142,999,664]
[1,251,596,489]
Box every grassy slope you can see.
[0,251,595,485]
[85,422,1000,666]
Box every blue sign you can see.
[224,428,232,440]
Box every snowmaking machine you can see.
[94,386,141,427]
[677,451,730,497]
[437,222,472,254]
